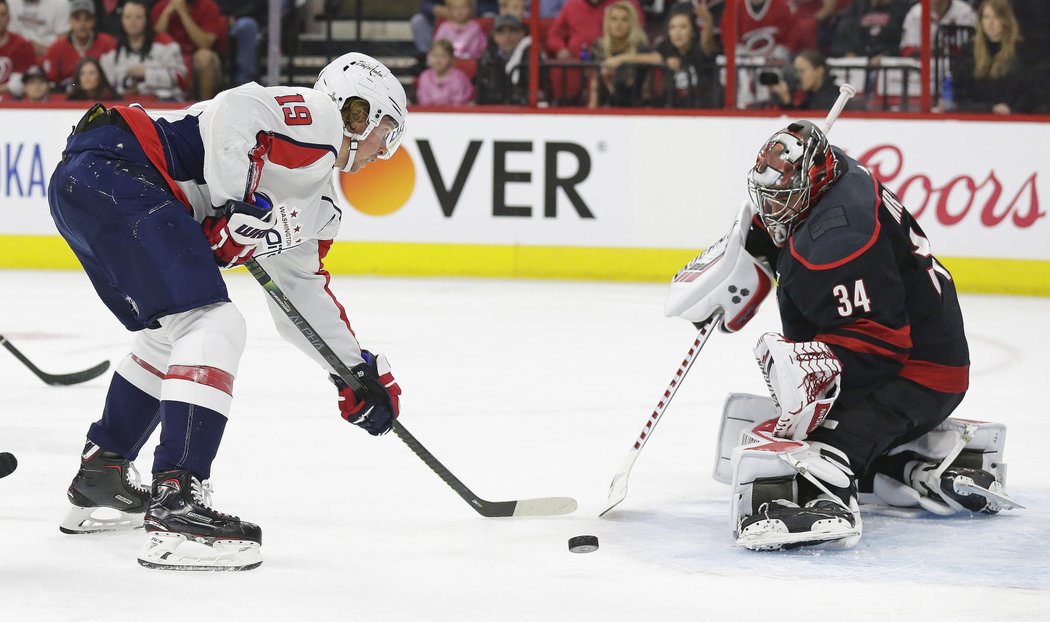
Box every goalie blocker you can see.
[714,394,1021,550]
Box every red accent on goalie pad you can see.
[164,365,235,396]
[725,264,773,332]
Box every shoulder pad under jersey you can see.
[788,155,881,270]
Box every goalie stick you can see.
[599,313,721,517]
[0,335,110,386]
[245,259,577,518]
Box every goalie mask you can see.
[315,52,408,171]
[746,121,840,247]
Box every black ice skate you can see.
[60,441,149,534]
[737,498,861,551]
[909,462,1024,514]
[138,469,262,571]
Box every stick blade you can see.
[510,496,578,517]
[44,359,111,386]
[599,448,639,517]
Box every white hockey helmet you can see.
[314,52,408,161]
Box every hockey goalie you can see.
[666,121,1022,551]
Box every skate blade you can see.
[955,480,1025,511]
[737,519,860,551]
[59,505,144,534]
[137,532,262,571]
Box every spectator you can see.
[588,0,653,107]
[417,38,475,105]
[42,0,116,92]
[66,55,117,99]
[656,4,721,108]
[1012,0,1050,113]
[538,0,566,18]
[476,13,533,104]
[20,61,49,100]
[900,0,976,57]
[721,0,797,58]
[790,0,842,52]
[500,0,526,21]
[831,0,909,59]
[0,0,34,98]
[769,49,841,109]
[949,0,1022,114]
[92,0,124,38]
[6,0,68,60]
[411,1,499,69]
[101,0,188,101]
[152,0,227,99]
[434,0,488,60]
[216,0,264,86]
[547,0,645,60]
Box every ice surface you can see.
[1,271,1047,620]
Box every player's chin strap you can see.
[339,138,361,173]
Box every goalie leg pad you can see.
[713,393,777,484]
[730,427,861,551]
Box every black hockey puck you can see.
[568,535,599,554]
[0,452,17,479]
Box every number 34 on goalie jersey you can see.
[830,184,954,319]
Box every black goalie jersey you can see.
[748,148,970,408]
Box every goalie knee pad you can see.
[869,418,1023,515]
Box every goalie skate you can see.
[737,498,860,551]
[138,469,262,571]
[60,441,148,534]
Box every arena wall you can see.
[1,107,1045,295]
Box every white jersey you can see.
[142,82,367,374]
[6,0,68,50]
[899,0,976,54]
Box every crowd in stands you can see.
[0,0,1045,113]
[0,0,273,103]
[410,0,1050,113]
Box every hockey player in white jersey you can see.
[49,53,406,571]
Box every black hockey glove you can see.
[332,351,402,436]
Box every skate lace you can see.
[190,478,235,519]
[125,462,148,495]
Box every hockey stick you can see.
[599,312,722,517]
[0,335,111,386]
[819,83,857,134]
[244,258,577,518]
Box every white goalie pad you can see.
[713,393,777,484]
[665,201,774,333]
[867,417,1021,515]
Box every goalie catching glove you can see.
[201,194,275,269]
[754,333,842,440]
[332,350,402,436]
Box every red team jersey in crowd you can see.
[721,0,798,56]
[0,31,35,88]
[43,32,118,88]
[150,0,228,58]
